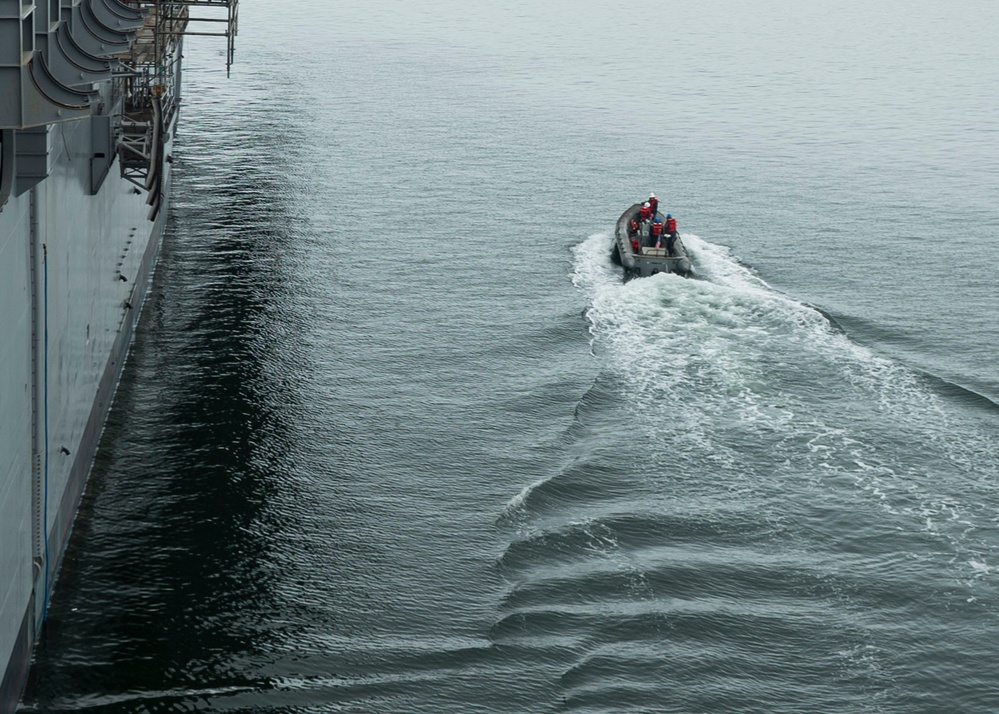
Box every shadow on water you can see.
[21,146,298,712]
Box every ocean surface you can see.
[20,1,999,712]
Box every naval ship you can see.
[0,1,237,709]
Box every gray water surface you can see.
[22,1,999,712]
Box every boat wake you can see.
[489,232,999,712]
[491,234,999,711]
[568,230,999,563]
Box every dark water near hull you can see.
[21,1,999,712]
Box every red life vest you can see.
[639,205,652,221]
[651,221,664,237]
[666,217,677,233]
[648,198,659,215]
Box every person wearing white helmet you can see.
[648,192,659,216]
[638,201,653,246]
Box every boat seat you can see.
[642,247,669,256]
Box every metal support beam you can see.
[0,129,14,209]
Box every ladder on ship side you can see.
[118,0,239,218]
[155,0,240,77]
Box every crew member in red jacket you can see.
[648,193,659,216]
[628,217,641,252]
[638,201,653,222]
[650,217,665,248]
[665,214,678,255]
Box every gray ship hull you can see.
[0,0,201,707]
[0,110,176,714]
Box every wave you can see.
[570,231,994,450]
[560,230,999,591]
[483,231,999,713]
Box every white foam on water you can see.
[574,233,852,436]
[571,232,966,440]
[500,475,550,524]
[570,231,999,584]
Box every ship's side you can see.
[0,1,238,709]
